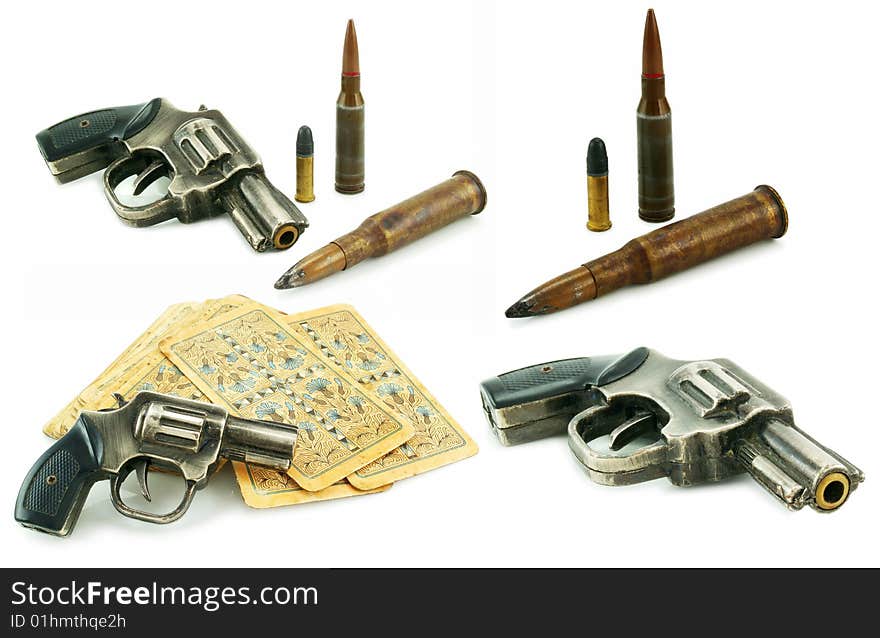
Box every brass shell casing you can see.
[586,185,786,296]
[295,155,315,203]
[637,76,674,222]
[332,171,487,268]
[335,75,365,194]
[587,175,611,232]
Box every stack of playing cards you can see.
[43,295,477,507]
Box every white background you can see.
[2,0,878,568]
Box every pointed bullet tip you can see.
[274,272,292,289]
[342,18,360,75]
[505,301,533,319]
[642,7,664,77]
[275,265,309,289]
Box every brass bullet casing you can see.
[296,156,314,202]
[295,126,315,203]
[586,138,611,232]
[333,170,486,264]
[637,78,674,222]
[336,19,365,194]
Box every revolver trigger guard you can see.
[110,470,198,525]
[567,405,668,486]
[104,155,180,228]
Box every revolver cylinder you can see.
[136,401,226,455]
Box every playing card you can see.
[232,466,391,507]
[42,301,201,438]
[53,296,239,414]
[104,297,389,506]
[288,305,478,489]
[160,301,414,491]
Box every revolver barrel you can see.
[222,415,297,471]
[738,419,863,512]
[224,173,309,252]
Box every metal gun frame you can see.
[482,349,864,512]
[37,98,308,252]
[16,392,297,536]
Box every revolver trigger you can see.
[134,458,151,502]
[132,159,170,196]
[609,412,658,451]
[110,471,199,525]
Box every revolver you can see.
[480,348,864,512]
[36,98,309,252]
[15,392,297,536]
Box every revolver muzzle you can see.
[224,173,309,252]
[737,419,864,512]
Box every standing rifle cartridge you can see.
[275,171,487,289]
[638,8,674,222]
[295,125,315,203]
[336,19,365,194]
[586,138,611,232]
[505,186,787,317]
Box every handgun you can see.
[36,98,308,252]
[480,348,864,512]
[15,392,297,536]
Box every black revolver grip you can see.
[36,98,162,164]
[15,418,105,537]
[481,348,650,410]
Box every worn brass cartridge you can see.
[638,8,674,222]
[336,19,365,194]
[506,186,787,317]
[295,126,315,203]
[275,171,487,289]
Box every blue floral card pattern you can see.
[289,305,478,488]
[161,305,414,492]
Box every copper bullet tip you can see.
[642,8,664,78]
[505,267,598,318]
[342,19,360,76]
